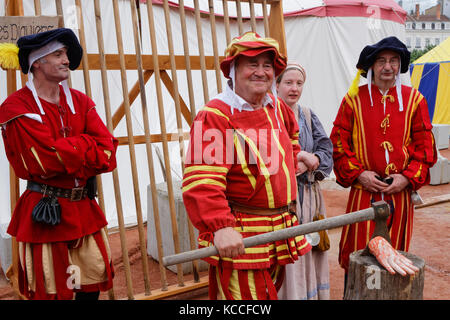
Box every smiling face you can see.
[276,68,305,108]
[32,47,70,83]
[234,51,275,107]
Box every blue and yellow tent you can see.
[410,37,450,124]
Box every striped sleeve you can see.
[330,95,364,187]
[401,91,437,190]
[182,107,235,233]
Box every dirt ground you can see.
[0,144,449,300]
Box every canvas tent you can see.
[0,0,407,274]
[410,36,450,125]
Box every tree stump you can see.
[344,249,425,300]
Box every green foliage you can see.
[410,44,436,63]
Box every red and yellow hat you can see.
[220,31,287,79]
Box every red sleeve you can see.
[401,94,437,190]
[182,108,234,234]
[53,107,118,178]
[2,109,117,181]
[330,96,364,187]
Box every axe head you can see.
[362,200,392,255]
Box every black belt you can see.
[27,181,87,201]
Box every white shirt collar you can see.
[214,82,274,114]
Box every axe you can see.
[162,200,391,267]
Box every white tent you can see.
[0,0,407,272]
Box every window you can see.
[422,23,426,29]
[432,23,435,29]
[416,37,421,48]
[412,22,416,29]
[436,38,440,45]
[425,38,430,46]
[406,37,411,48]
[442,23,445,29]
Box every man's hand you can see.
[214,227,245,258]
[368,236,419,276]
[297,151,319,171]
[357,170,389,192]
[381,174,409,195]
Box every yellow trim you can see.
[183,173,226,183]
[414,164,423,178]
[201,106,230,121]
[104,150,112,160]
[184,165,229,175]
[234,134,256,189]
[234,129,275,208]
[182,178,226,193]
[30,146,46,174]
[20,154,28,171]
[263,107,291,204]
[276,100,285,124]
[247,270,258,300]
[55,151,64,165]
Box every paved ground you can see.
[0,144,449,300]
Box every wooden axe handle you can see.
[162,201,390,267]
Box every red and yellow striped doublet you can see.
[183,95,311,299]
[330,84,437,271]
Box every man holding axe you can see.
[182,32,312,300]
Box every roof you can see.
[143,0,406,24]
[406,14,450,22]
[413,36,450,64]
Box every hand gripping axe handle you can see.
[162,201,390,267]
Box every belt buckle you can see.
[70,187,84,201]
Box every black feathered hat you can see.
[356,36,410,75]
[17,28,82,74]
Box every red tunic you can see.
[0,86,118,243]
[182,95,311,270]
[330,84,437,271]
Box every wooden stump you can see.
[344,249,425,300]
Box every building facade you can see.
[405,1,450,50]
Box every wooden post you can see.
[145,0,185,288]
[129,0,152,296]
[5,0,24,300]
[262,0,270,37]
[177,0,196,122]
[269,0,286,56]
[344,250,425,300]
[222,0,231,45]
[193,0,210,104]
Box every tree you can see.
[410,44,436,63]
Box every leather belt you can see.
[27,181,87,201]
[228,200,296,216]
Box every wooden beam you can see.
[82,54,223,71]
[160,70,193,126]
[133,276,208,300]
[112,70,153,129]
[116,132,190,145]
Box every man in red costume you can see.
[0,28,117,300]
[182,32,311,300]
[330,36,437,292]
